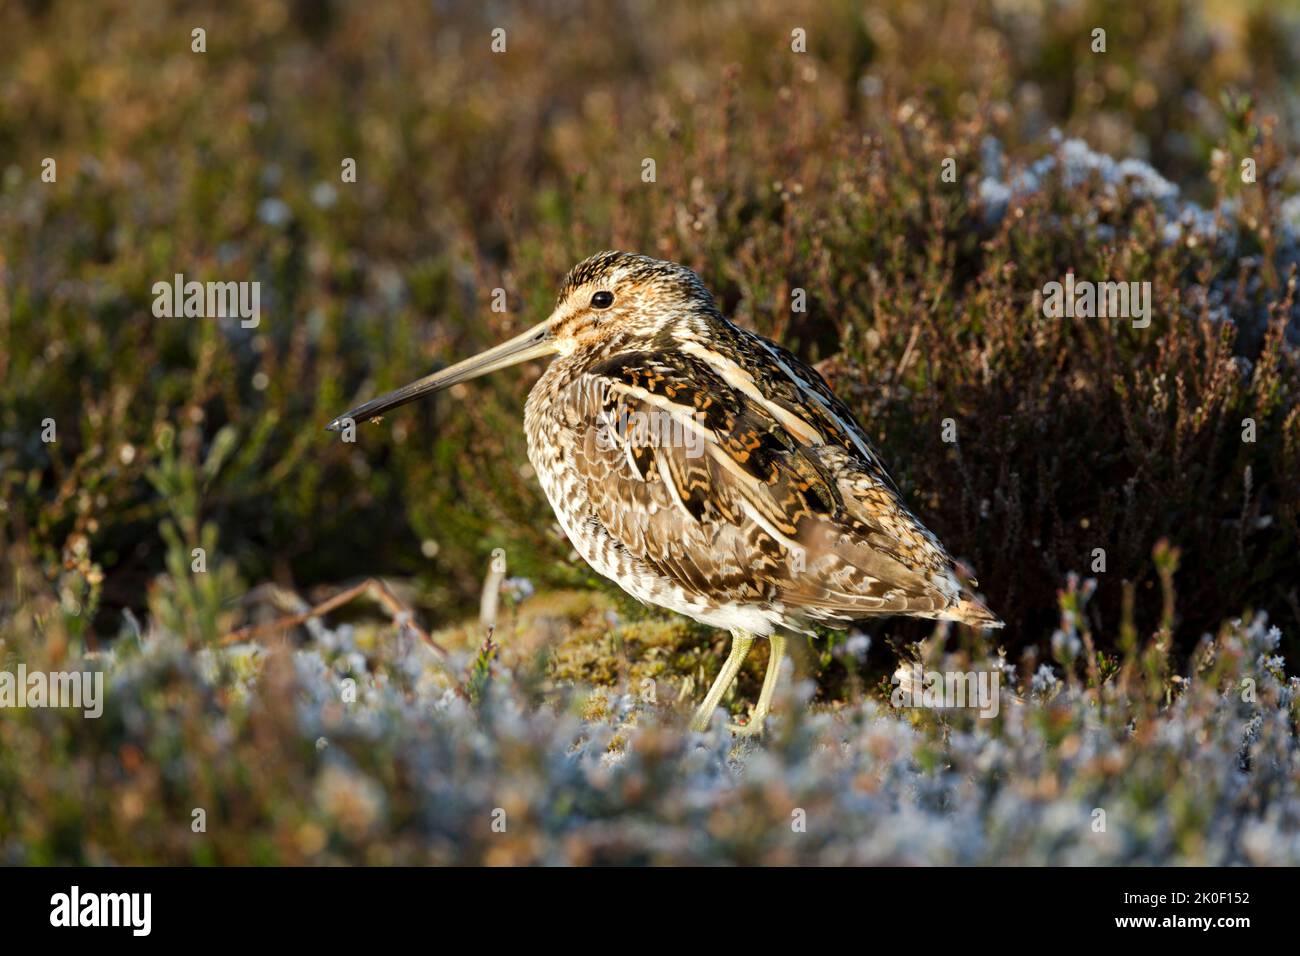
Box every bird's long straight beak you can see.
[325,318,556,431]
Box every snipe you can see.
[328,252,1001,733]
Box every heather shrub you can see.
[4,0,1298,663]
[2,584,1296,865]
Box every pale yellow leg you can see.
[731,633,787,736]
[689,630,754,731]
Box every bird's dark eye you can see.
[590,291,615,310]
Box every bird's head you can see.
[548,250,719,350]
[326,251,718,431]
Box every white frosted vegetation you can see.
[977,133,1242,247]
[15,607,1294,865]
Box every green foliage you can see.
[0,2,1298,669]
[464,631,497,709]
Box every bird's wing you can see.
[693,331,904,491]
[560,347,969,624]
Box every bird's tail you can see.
[945,593,1004,629]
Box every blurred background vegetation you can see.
[2,0,1300,674]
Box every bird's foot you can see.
[728,712,767,736]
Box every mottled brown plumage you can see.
[328,251,1001,733]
